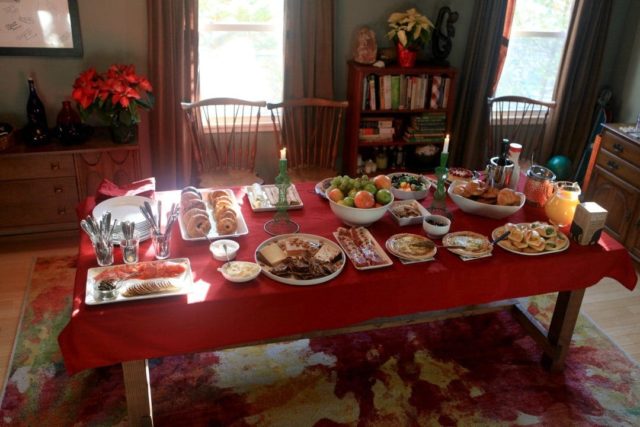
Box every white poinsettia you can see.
[387,8,434,50]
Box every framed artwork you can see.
[0,0,83,57]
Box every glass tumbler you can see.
[152,232,171,260]
[120,238,139,264]
[93,240,114,266]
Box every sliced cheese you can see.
[259,243,287,266]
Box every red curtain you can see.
[147,0,199,190]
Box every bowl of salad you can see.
[388,173,431,200]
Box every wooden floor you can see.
[0,236,638,385]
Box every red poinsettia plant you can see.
[71,64,154,126]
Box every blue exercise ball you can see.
[546,155,572,180]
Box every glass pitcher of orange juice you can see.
[544,181,581,227]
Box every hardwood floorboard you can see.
[0,236,637,392]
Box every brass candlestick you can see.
[264,158,300,235]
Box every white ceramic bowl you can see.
[218,261,261,283]
[209,239,240,261]
[388,172,431,200]
[328,195,393,227]
[423,215,451,239]
[447,181,525,220]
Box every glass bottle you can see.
[376,146,388,170]
[508,143,522,190]
[56,101,83,145]
[26,78,50,145]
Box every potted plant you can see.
[71,64,154,144]
[387,8,434,67]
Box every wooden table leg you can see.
[542,289,586,372]
[122,359,154,427]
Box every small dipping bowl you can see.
[93,279,119,301]
[209,239,240,261]
[423,214,452,239]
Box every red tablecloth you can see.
[59,183,637,374]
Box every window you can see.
[198,0,284,103]
[494,0,575,102]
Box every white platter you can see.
[179,189,249,241]
[92,195,155,243]
[333,228,393,270]
[491,224,570,256]
[85,258,193,305]
[315,178,332,199]
[388,200,430,226]
[245,184,304,212]
[255,233,346,286]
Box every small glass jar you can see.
[376,148,388,170]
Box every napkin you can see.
[95,177,156,203]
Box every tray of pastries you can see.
[492,222,569,255]
[245,183,304,211]
[388,200,430,226]
[85,258,193,305]
[255,234,346,286]
[179,187,249,241]
[333,227,393,270]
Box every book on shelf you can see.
[368,75,377,111]
[360,133,394,143]
[359,127,395,136]
[361,72,451,113]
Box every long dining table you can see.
[58,182,637,426]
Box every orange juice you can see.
[544,181,581,227]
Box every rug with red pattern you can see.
[1,256,639,426]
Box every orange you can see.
[373,174,392,190]
[327,188,344,202]
[354,190,375,208]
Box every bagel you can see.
[183,198,207,213]
[216,217,237,235]
[186,213,211,237]
[181,186,202,197]
[180,192,201,207]
[215,208,237,222]
[207,190,230,205]
[213,198,234,211]
[182,207,208,227]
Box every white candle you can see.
[443,134,450,154]
[280,147,287,160]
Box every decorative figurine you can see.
[431,7,459,63]
[352,26,377,64]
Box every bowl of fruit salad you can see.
[388,173,431,200]
[325,175,394,226]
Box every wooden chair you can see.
[181,98,267,187]
[487,96,555,166]
[267,98,348,182]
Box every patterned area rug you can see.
[1,256,639,426]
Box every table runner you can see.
[59,182,636,374]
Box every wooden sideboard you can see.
[585,123,640,262]
[0,130,141,236]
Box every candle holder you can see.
[428,151,452,218]
[264,158,300,235]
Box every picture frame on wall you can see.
[0,0,83,57]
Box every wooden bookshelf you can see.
[344,61,456,175]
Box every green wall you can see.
[0,0,147,127]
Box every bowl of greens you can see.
[388,173,431,200]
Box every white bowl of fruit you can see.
[388,172,431,200]
[326,175,394,227]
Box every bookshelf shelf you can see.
[344,61,456,175]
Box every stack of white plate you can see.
[92,196,156,243]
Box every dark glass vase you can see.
[56,101,85,145]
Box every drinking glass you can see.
[93,240,114,266]
[120,238,139,264]
[152,232,171,260]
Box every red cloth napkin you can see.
[95,177,156,203]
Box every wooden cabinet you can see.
[585,124,640,262]
[344,61,456,176]
[0,131,141,236]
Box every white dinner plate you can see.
[92,196,155,243]
[255,233,346,286]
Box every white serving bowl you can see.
[209,239,240,261]
[218,261,261,283]
[328,195,393,227]
[423,215,451,239]
[388,172,431,200]
[447,181,525,220]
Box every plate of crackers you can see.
[178,187,249,241]
[492,222,569,255]
[448,180,525,219]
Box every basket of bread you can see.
[447,179,524,219]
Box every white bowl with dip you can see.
[209,239,240,261]
[218,261,261,283]
[423,214,451,239]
